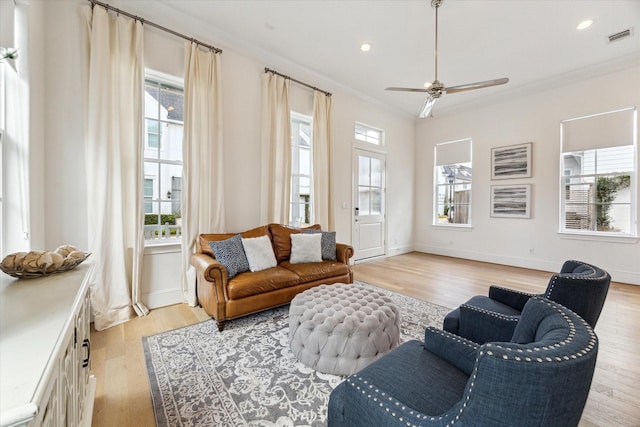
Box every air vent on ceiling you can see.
[607,27,633,43]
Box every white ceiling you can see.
[125,0,640,118]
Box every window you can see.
[143,77,184,242]
[434,139,472,226]
[290,113,312,226]
[560,108,636,236]
[355,123,383,145]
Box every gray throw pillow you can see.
[208,234,250,278]
[305,229,337,261]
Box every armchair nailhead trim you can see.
[461,304,520,321]
[546,260,608,298]
[491,285,535,297]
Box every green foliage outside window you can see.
[145,214,176,225]
[596,175,631,231]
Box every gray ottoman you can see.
[289,283,400,376]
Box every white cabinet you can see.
[0,262,96,427]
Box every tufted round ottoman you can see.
[288,282,400,376]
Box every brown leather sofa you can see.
[191,224,354,331]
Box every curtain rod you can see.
[88,0,222,54]
[264,68,332,97]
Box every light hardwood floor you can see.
[90,252,640,426]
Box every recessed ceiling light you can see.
[360,43,371,52]
[577,19,594,30]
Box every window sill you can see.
[432,223,473,231]
[144,240,182,255]
[557,231,639,244]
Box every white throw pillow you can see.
[290,233,322,264]
[242,235,278,272]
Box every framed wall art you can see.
[490,184,532,218]
[491,142,532,179]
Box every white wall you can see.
[35,0,415,308]
[415,65,640,285]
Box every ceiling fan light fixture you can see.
[423,81,432,88]
[419,95,436,118]
[360,43,372,52]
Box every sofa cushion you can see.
[207,234,250,279]
[242,235,278,272]
[305,229,337,261]
[290,233,322,264]
[269,223,321,263]
[199,225,271,257]
[280,260,350,283]
[227,266,301,299]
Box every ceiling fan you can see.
[386,0,509,118]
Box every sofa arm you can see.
[488,285,536,311]
[191,253,226,284]
[424,327,479,376]
[335,243,354,264]
[458,303,520,344]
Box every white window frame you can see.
[143,72,184,245]
[355,122,384,149]
[559,107,637,239]
[290,112,313,227]
[433,138,473,228]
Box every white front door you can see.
[353,149,386,261]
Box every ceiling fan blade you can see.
[419,95,437,118]
[385,87,429,93]
[444,78,509,94]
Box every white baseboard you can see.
[387,245,414,257]
[142,287,184,309]
[413,244,640,286]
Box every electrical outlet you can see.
[529,248,535,255]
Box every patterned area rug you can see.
[142,282,451,426]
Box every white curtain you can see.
[181,43,225,306]
[79,5,147,331]
[260,73,291,225]
[312,91,334,230]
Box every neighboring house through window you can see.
[143,76,184,243]
[560,107,637,236]
[434,139,472,226]
[290,112,312,227]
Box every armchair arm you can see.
[458,304,520,344]
[424,327,479,376]
[335,243,354,265]
[190,253,226,284]
[190,253,228,321]
[488,285,537,311]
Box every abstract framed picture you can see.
[491,142,532,180]
[490,184,532,218]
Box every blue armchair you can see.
[327,297,598,427]
[443,260,610,343]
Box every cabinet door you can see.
[75,289,91,425]
[61,327,75,426]
[32,371,59,427]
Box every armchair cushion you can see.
[329,340,469,422]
